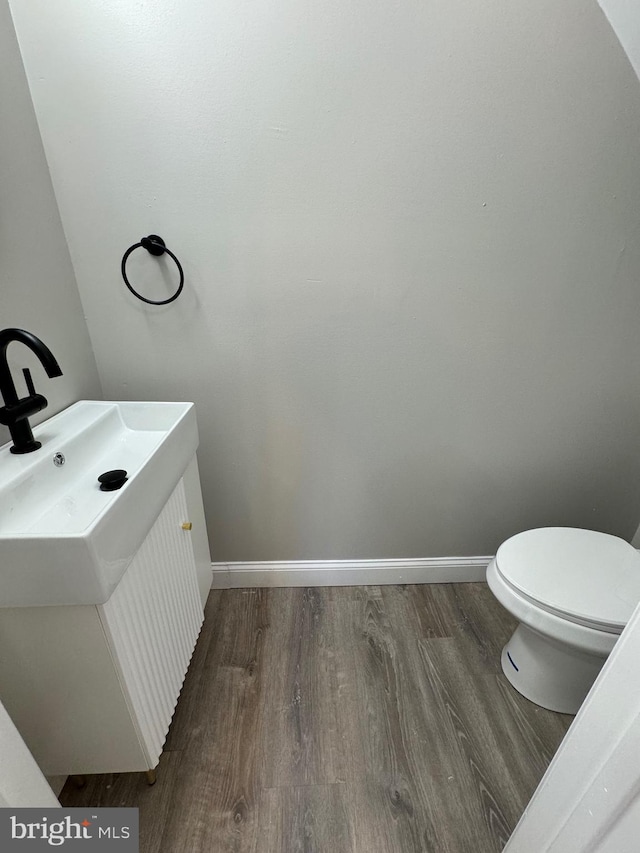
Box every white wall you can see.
[599,0,640,552]
[9,0,640,561]
[0,5,100,802]
[0,0,101,440]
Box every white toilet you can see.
[486,527,640,714]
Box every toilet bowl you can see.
[486,527,640,714]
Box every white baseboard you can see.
[210,556,492,589]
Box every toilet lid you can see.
[495,528,640,632]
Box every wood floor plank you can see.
[379,585,513,853]
[492,671,573,773]
[257,784,352,853]
[155,588,269,852]
[447,582,517,674]
[395,583,456,638]
[334,586,471,852]
[258,588,349,788]
[417,636,569,850]
[417,639,515,849]
[344,780,420,853]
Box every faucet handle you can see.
[23,367,36,396]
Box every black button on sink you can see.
[98,469,128,491]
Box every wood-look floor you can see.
[60,584,572,852]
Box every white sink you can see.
[0,400,198,607]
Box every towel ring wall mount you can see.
[121,234,184,305]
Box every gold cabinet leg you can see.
[145,769,157,786]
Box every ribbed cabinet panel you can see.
[98,478,204,767]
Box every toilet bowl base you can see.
[501,623,608,714]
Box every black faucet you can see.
[0,328,63,454]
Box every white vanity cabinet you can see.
[0,461,209,776]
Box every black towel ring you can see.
[121,235,184,305]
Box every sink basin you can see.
[0,400,198,607]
